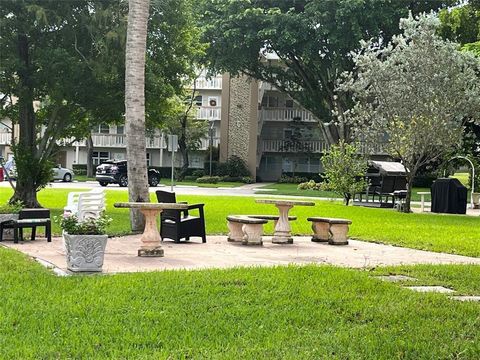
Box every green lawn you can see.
[1,188,479,257]
[0,248,478,359]
[257,183,437,202]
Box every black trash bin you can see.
[431,178,467,214]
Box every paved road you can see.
[0,180,281,197]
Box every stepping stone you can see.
[404,286,455,294]
[375,275,417,282]
[450,295,480,302]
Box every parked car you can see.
[52,164,74,182]
[95,160,160,187]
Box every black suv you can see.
[95,160,160,187]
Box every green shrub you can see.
[183,175,198,181]
[72,164,87,176]
[55,213,111,235]
[298,180,322,190]
[278,174,309,184]
[217,155,250,177]
[196,176,221,184]
[241,176,254,184]
[0,201,23,214]
[192,169,205,178]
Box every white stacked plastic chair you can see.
[64,189,106,220]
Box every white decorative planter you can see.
[0,213,19,240]
[63,233,108,272]
[473,193,480,209]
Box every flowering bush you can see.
[55,212,111,235]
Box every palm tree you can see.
[125,0,151,231]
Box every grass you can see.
[1,188,479,257]
[256,183,436,201]
[0,247,478,359]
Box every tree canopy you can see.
[199,0,457,144]
[0,0,203,206]
[340,14,480,212]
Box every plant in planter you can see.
[56,213,111,272]
[0,201,23,240]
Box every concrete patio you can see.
[2,235,479,274]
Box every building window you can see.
[97,124,110,134]
[283,129,293,139]
[116,125,124,134]
[112,152,125,161]
[282,158,293,172]
[146,153,151,166]
[190,154,203,168]
[194,95,203,106]
[261,95,279,108]
[92,151,110,165]
[285,99,294,108]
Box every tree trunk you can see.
[177,116,189,180]
[403,175,414,213]
[11,33,41,208]
[125,0,151,232]
[86,135,94,178]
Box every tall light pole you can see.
[209,121,214,176]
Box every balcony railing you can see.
[199,137,220,150]
[262,139,329,153]
[66,134,165,149]
[196,106,221,120]
[0,132,12,145]
[260,108,317,122]
[193,76,222,90]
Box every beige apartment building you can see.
[1,72,330,181]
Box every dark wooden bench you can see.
[307,217,352,245]
[226,215,268,245]
[0,209,51,244]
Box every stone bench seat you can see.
[226,215,268,246]
[307,217,352,245]
[244,214,297,225]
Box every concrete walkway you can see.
[3,235,479,274]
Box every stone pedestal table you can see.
[255,199,315,244]
[114,202,188,257]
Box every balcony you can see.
[199,137,220,150]
[262,139,328,153]
[0,132,12,145]
[196,106,221,121]
[193,76,222,90]
[68,134,165,149]
[259,108,317,122]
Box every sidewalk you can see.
[3,235,479,275]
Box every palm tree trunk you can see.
[86,135,94,178]
[125,0,150,232]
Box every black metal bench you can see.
[0,208,51,244]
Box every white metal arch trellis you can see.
[446,156,475,209]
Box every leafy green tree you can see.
[199,0,455,145]
[161,91,208,180]
[439,0,480,173]
[320,141,368,205]
[0,0,203,207]
[0,1,104,206]
[438,0,479,45]
[340,14,480,212]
